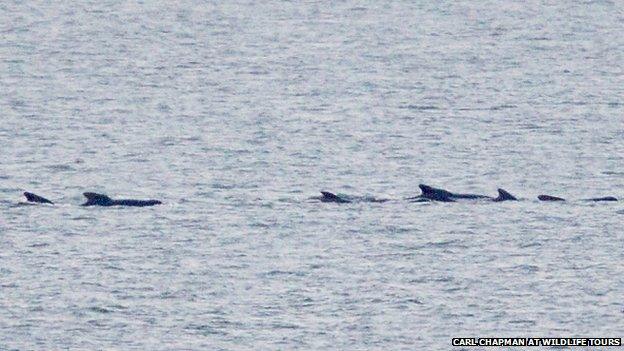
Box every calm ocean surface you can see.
[1,1,623,350]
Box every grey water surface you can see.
[1,1,623,350]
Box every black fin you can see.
[23,192,54,204]
[418,184,436,195]
[82,192,114,206]
[493,188,517,201]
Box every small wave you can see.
[184,324,228,336]
[426,239,467,249]
[519,242,541,248]
[87,306,112,314]
[271,323,300,330]
[405,298,423,304]
[509,319,536,325]
[401,104,440,110]
[211,183,235,189]
[46,164,74,171]
[28,242,49,248]
[265,270,305,277]
[509,264,540,273]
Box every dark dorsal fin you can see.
[320,191,350,203]
[418,184,436,195]
[320,191,340,199]
[82,192,113,206]
[23,192,54,204]
[538,195,565,201]
[493,188,517,202]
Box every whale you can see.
[492,188,518,202]
[408,184,455,202]
[409,184,517,202]
[23,192,54,204]
[313,191,389,204]
[583,196,618,202]
[318,191,351,203]
[22,191,162,206]
[537,195,565,201]
[538,194,617,202]
[82,192,162,207]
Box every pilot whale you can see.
[409,184,517,202]
[82,192,162,207]
[312,191,388,204]
[538,194,617,202]
[22,191,162,207]
[583,196,618,202]
[23,192,54,204]
[317,191,351,203]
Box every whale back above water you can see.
[417,184,514,202]
[113,199,162,206]
[448,192,491,199]
[583,196,618,202]
[82,192,114,206]
[319,191,351,203]
[23,192,54,204]
[82,192,162,207]
[538,195,565,201]
[417,184,455,202]
[539,194,618,202]
[413,184,519,202]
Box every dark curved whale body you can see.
[410,184,517,202]
[319,191,351,203]
[23,192,54,204]
[314,191,388,204]
[584,196,617,202]
[409,185,455,202]
[539,194,617,202]
[538,195,565,201]
[82,192,162,207]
